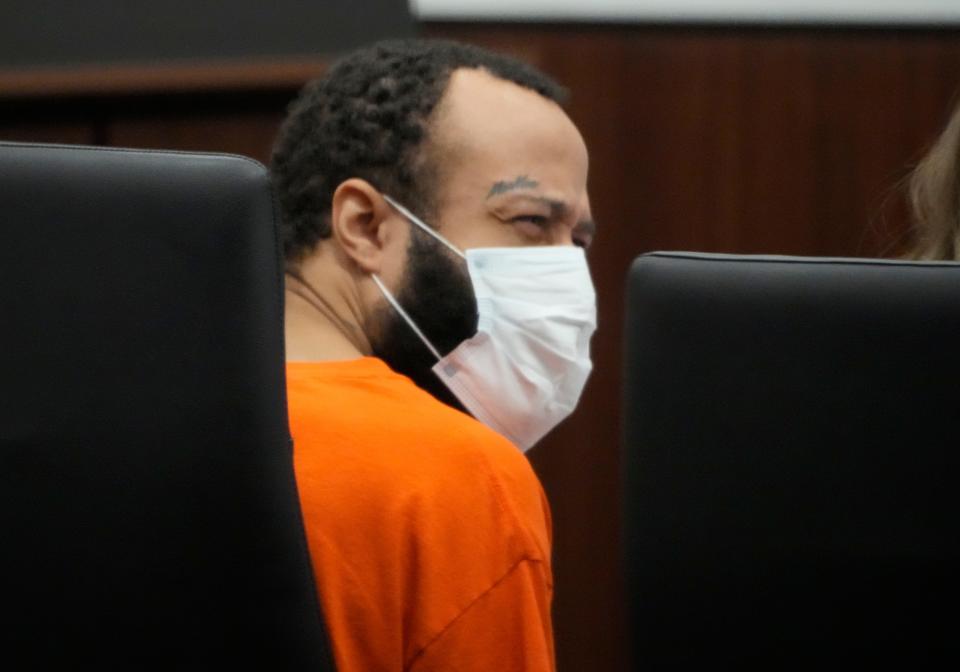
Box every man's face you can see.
[426,67,594,252]
[372,67,594,405]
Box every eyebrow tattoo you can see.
[486,175,539,198]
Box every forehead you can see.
[428,68,589,198]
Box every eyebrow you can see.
[486,175,539,198]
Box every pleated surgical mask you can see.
[371,195,597,451]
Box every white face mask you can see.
[371,195,597,452]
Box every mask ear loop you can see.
[382,194,466,260]
[372,194,466,361]
[370,274,443,361]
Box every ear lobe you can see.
[329,179,392,274]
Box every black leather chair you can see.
[0,141,335,669]
[623,252,960,668]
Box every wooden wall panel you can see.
[0,92,296,162]
[5,23,960,672]
[427,24,960,672]
[0,121,95,145]
[106,110,287,164]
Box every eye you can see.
[509,215,551,242]
[510,215,548,226]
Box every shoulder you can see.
[288,358,552,562]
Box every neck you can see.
[283,253,372,362]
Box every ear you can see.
[329,179,398,274]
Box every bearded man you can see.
[271,38,596,672]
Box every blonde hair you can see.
[908,101,960,260]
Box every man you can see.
[271,39,596,671]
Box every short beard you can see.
[371,227,478,412]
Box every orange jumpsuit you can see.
[287,357,555,672]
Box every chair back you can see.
[623,252,960,667]
[0,142,334,669]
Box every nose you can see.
[566,218,594,249]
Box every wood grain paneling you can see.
[5,22,960,672]
[427,24,960,672]
[0,59,327,98]
[0,121,95,145]
[106,110,288,164]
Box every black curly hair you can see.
[270,38,568,263]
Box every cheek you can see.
[378,228,413,288]
[446,219,534,250]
